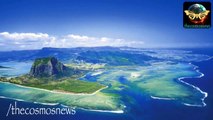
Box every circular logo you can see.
[184,3,210,24]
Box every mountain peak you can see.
[30,57,67,78]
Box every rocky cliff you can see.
[30,57,69,78]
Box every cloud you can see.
[0,32,56,50]
[0,32,50,40]
[0,32,144,51]
[61,34,144,48]
[66,34,96,41]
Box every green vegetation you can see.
[0,75,105,94]
[33,57,54,66]
[26,79,105,93]
[0,82,122,111]
[0,57,107,94]
[77,51,153,65]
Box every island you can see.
[0,48,208,112]
[0,57,105,94]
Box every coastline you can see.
[0,95,124,114]
[0,81,108,96]
[0,83,124,113]
[178,63,208,107]
[150,62,208,107]
[52,86,108,95]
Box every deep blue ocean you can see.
[0,48,212,120]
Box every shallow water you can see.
[0,61,32,77]
[0,48,212,120]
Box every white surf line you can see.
[61,104,124,114]
[207,56,213,61]
[0,95,62,106]
[60,104,124,114]
[178,77,207,107]
[53,86,108,96]
[182,103,204,107]
[0,82,121,113]
[0,95,124,113]
[150,63,207,107]
[199,55,213,62]
[150,96,175,100]
[79,108,124,114]
[0,96,28,102]
[0,81,108,96]
[34,102,59,106]
[91,71,104,76]
[0,68,13,70]
[189,63,204,78]
[0,96,7,99]
[177,63,208,107]
[0,95,59,105]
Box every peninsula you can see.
[0,57,106,94]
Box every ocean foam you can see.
[150,63,208,107]
[80,108,124,114]
[91,71,104,76]
[177,63,208,107]
[150,96,175,100]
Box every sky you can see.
[0,0,212,51]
